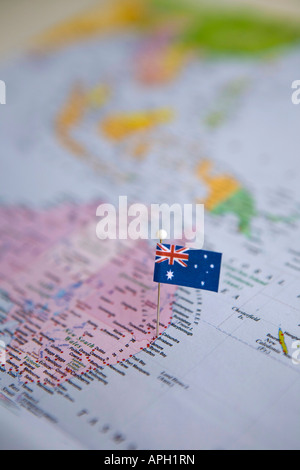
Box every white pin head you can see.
[156,229,168,241]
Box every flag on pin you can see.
[153,243,222,292]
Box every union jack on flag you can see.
[155,243,189,267]
[153,243,222,292]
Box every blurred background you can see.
[0,0,100,59]
[0,0,300,60]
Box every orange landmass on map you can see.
[56,83,110,157]
[197,159,241,211]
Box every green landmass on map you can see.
[149,0,300,55]
[211,188,256,237]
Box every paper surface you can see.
[0,0,299,450]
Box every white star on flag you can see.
[166,270,174,280]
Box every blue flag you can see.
[153,243,222,292]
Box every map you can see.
[0,0,300,450]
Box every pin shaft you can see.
[156,238,162,337]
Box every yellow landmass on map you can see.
[35,0,146,51]
[279,328,288,355]
[197,159,241,210]
[86,84,111,108]
[100,108,174,141]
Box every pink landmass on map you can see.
[0,202,176,386]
